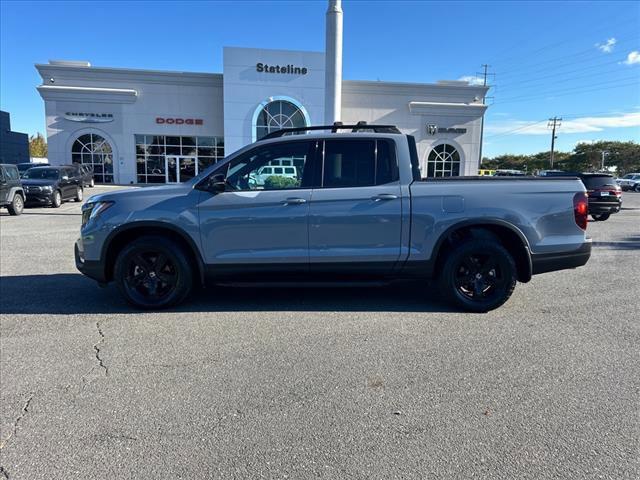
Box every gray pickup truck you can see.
[76,124,591,312]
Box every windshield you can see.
[23,168,60,180]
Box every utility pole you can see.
[477,64,492,169]
[547,117,562,168]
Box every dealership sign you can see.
[64,112,113,123]
[156,117,204,125]
[256,63,308,75]
[427,124,467,135]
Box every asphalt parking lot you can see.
[1,186,639,479]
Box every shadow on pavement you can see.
[592,241,640,250]
[0,273,454,315]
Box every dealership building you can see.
[35,1,488,184]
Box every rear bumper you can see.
[75,242,107,283]
[588,200,621,214]
[531,241,591,275]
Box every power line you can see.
[484,119,549,139]
[491,77,640,105]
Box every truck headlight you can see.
[82,201,114,227]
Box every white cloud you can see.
[623,51,640,65]
[458,75,484,86]
[595,38,617,53]
[486,111,640,136]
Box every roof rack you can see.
[261,121,401,140]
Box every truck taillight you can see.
[574,192,588,230]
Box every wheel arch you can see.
[101,222,205,284]
[433,219,533,283]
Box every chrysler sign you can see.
[64,112,113,123]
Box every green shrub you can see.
[264,176,299,189]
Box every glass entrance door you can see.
[165,156,198,183]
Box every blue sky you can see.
[1,0,638,158]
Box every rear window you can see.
[581,175,616,189]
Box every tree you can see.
[29,133,48,158]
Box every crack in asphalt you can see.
[93,321,109,376]
[0,393,35,452]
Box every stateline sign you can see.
[256,63,308,75]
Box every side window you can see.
[226,141,314,191]
[5,167,19,181]
[322,139,397,188]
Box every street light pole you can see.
[601,150,609,171]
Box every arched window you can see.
[426,143,461,177]
[255,100,307,140]
[72,133,114,183]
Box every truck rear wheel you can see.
[114,235,193,309]
[438,238,517,312]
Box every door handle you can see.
[371,193,398,201]
[282,197,307,205]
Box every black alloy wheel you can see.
[439,238,517,312]
[75,186,83,202]
[114,236,193,309]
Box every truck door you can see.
[197,140,317,268]
[308,138,403,274]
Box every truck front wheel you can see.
[438,239,517,313]
[114,235,193,309]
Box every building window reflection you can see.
[255,100,307,140]
[71,133,114,184]
[426,143,461,177]
[134,135,224,183]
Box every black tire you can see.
[114,235,193,309]
[90,178,95,188]
[7,193,24,216]
[75,186,83,202]
[592,213,610,221]
[51,190,62,208]
[438,238,517,313]
[635,184,640,193]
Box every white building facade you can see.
[36,4,487,184]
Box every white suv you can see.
[616,173,640,192]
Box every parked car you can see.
[0,164,25,215]
[616,173,640,192]
[580,173,622,221]
[22,166,84,208]
[75,123,591,312]
[65,163,95,188]
[493,169,526,176]
[16,162,49,177]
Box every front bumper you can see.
[531,241,592,275]
[25,192,54,205]
[75,241,107,283]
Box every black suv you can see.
[21,166,84,208]
[65,163,95,188]
[0,164,25,215]
[539,171,622,221]
[580,173,622,221]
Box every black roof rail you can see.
[261,122,401,140]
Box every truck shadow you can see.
[0,274,455,315]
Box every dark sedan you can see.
[21,166,84,208]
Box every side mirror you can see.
[208,173,227,193]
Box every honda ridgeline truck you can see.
[75,124,591,312]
